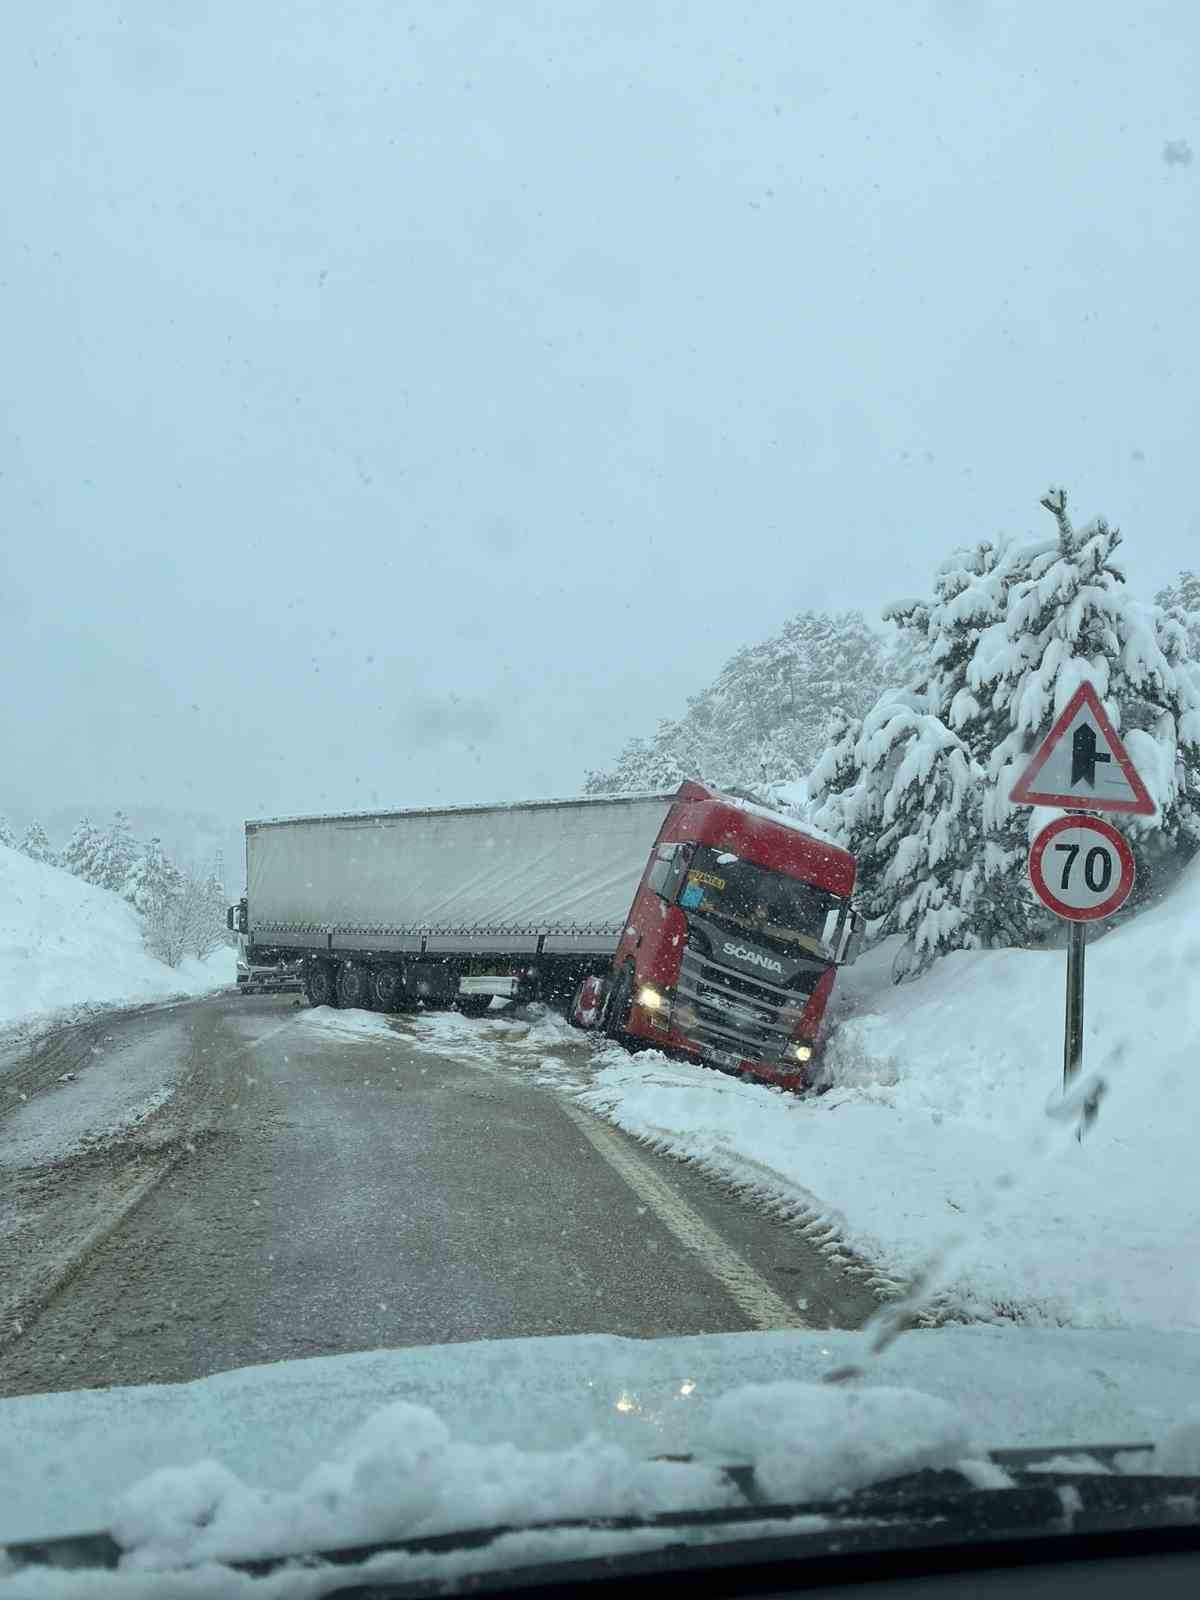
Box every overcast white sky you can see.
[2,0,1196,831]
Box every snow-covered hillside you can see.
[581,861,1200,1330]
[0,843,234,1035]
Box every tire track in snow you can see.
[0,1014,296,1352]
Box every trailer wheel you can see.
[603,964,635,1040]
[456,994,494,1018]
[371,966,404,1012]
[336,961,371,1010]
[304,962,336,1008]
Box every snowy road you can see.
[0,994,876,1397]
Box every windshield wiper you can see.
[7,1447,1198,1596]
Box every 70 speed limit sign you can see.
[1028,814,1135,922]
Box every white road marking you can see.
[561,1103,810,1331]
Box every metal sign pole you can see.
[1063,920,1085,1089]
[1013,689,1150,1107]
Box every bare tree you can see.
[183,872,228,960]
[142,888,191,969]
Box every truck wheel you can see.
[336,962,370,1010]
[603,964,635,1040]
[304,962,336,1008]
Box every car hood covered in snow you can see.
[3,1325,1198,1550]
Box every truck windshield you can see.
[677,846,841,959]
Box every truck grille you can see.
[676,945,814,1064]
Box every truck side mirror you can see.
[226,905,236,932]
[839,908,864,966]
[823,904,862,965]
[647,842,692,901]
[663,843,693,902]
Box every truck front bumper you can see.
[625,1004,814,1092]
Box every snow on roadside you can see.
[579,862,1200,1331]
[298,1006,401,1043]
[0,843,235,1043]
[405,1005,596,1089]
[1,1068,179,1170]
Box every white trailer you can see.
[232,792,677,1013]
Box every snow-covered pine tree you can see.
[1155,570,1200,661]
[204,868,229,928]
[19,822,58,865]
[61,818,108,885]
[122,836,183,915]
[812,490,1200,978]
[810,693,986,979]
[977,489,1200,912]
[124,838,191,965]
[704,610,889,788]
[752,721,810,791]
[809,539,1030,973]
[0,816,16,849]
[586,609,888,796]
[888,541,1017,758]
[183,871,230,960]
[887,537,1047,946]
[583,717,706,793]
[882,624,929,701]
[93,810,140,894]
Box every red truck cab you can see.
[590,782,858,1089]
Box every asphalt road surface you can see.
[0,992,877,1398]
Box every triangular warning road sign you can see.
[1009,681,1156,815]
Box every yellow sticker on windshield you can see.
[688,870,726,890]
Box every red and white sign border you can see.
[1028,814,1135,922]
[1009,681,1155,816]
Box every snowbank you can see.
[0,843,234,1036]
[298,1006,399,1043]
[581,861,1200,1330]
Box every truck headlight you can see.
[790,1042,813,1063]
[637,985,671,1027]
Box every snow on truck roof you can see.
[245,790,680,829]
[246,784,847,855]
[723,795,845,853]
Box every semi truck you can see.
[228,782,860,1088]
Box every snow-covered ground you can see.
[293,861,1200,1333]
[299,1003,595,1094]
[577,861,1200,1331]
[0,843,234,1039]
[303,857,1196,1333]
[0,1004,214,1170]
